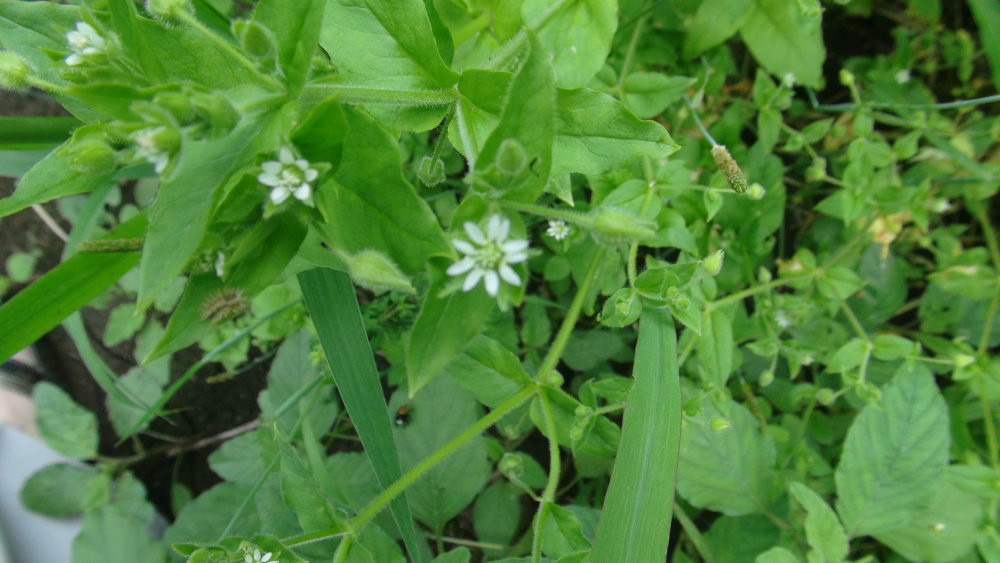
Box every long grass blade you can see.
[591,308,682,562]
[0,213,147,363]
[298,267,424,561]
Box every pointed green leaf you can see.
[835,364,950,537]
[789,482,849,563]
[521,0,617,88]
[740,0,825,88]
[33,382,99,459]
[592,309,681,562]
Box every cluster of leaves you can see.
[2,0,1000,561]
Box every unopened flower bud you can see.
[232,19,275,59]
[347,250,415,294]
[499,453,524,478]
[745,182,766,200]
[191,92,239,134]
[759,370,774,387]
[568,426,584,441]
[146,0,190,17]
[153,92,193,122]
[544,370,564,387]
[711,145,748,194]
[496,138,527,177]
[574,405,592,417]
[68,139,116,174]
[839,69,855,87]
[591,207,656,244]
[953,354,975,368]
[702,249,725,276]
[710,417,732,432]
[417,155,446,186]
[673,296,690,311]
[856,381,882,403]
[816,388,836,405]
[0,51,29,89]
[758,267,772,283]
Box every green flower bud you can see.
[591,207,656,244]
[498,453,524,478]
[496,138,528,177]
[574,405,592,417]
[839,69,855,87]
[347,250,415,294]
[710,417,732,432]
[758,267,773,283]
[146,0,190,17]
[673,296,690,311]
[68,139,116,174]
[856,381,882,403]
[544,370,564,387]
[816,388,836,405]
[417,155,446,186]
[153,92,193,122]
[568,426,584,441]
[711,145,748,194]
[0,51,29,89]
[805,158,827,182]
[191,92,239,134]
[745,182,766,201]
[953,354,975,368]
[759,370,775,387]
[702,249,725,276]
[232,19,276,59]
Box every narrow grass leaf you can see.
[592,308,681,562]
[298,267,423,562]
[0,213,146,363]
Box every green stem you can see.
[531,500,552,563]
[673,503,714,563]
[500,200,593,227]
[683,94,719,147]
[453,11,491,45]
[485,0,572,71]
[175,10,280,90]
[841,301,870,342]
[535,247,606,382]
[707,275,807,311]
[615,12,648,92]
[439,536,504,551]
[807,88,1000,112]
[627,157,658,287]
[332,534,353,563]
[303,83,456,106]
[980,392,1000,470]
[347,385,537,531]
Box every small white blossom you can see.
[929,198,951,213]
[895,69,912,84]
[214,252,225,278]
[932,522,947,533]
[258,147,318,205]
[774,310,792,329]
[245,549,277,563]
[133,127,169,174]
[65,22,106,66]
[447,214,529,297]
[782,72,796,88]
[545,220,570,241]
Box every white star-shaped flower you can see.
[545,220,570,241]
[447,214,529,297]
[133,127,169,174]
[774,310,792,329]
[244,548,277,563]
[258,147,318,205]
[65,22,106,66]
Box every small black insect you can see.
[394,405,411,427]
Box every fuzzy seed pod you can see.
[200,287,248,324]
[711,145,748,194]
[77,238,144,253]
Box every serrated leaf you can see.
[677,395,779,515]
[33,382,99,459]
[20,463,100,518]
[834,364,950,536]
[789,482,848,563]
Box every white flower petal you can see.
[463,269,483,292]
[261,161,281,175]
[452,239,476,255]
[495,217,511,241]
[153,154,168,174]
[82,46,101,55]
[293,183,311,201]
[464,222,486,244]
[270,186,291,204]
[295,159,309,170]
[262,553,273,562]
[486,214,502,239]
[304,168,319,182]
[278,147,294,163]
[447,257,475,276]
[258,172,280,187]
[483,270,499,296]
[504,251,528,264]
[502,239,529,253]
[65,53,83,66]
[499,264,520,286]
[245,555,253,563]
